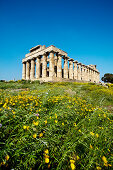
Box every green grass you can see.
[0,81,113,169]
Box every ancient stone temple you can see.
[22,45,100,83]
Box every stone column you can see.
[81,64,85,81]
[42,53,47,78]
[31,59,35,80]
[73,60,78,79]
[63,56,69,79]
[54,54,57,77]
[69,58,74,79]
[84,65,87,81]
[77,63,82,81]
[22,62,26,80]
[87,66,90,81]
[49,51,54,78]
[36,57,40,79]
[57,53,62,79]
[26,61,30,80]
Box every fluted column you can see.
[26,61,30,80]
[49,51,54,78]
[84,66,87,81]
[22,62,26,80]
[77,63,82,80]
[54,54,57,77]
[36,57,40,79]
[73,61,78,79]
[69,59,74,79]
[57,53,62,78]
[42,53,47,78]
[64,56,69,79]
[81,64,85,81]
[31,59,35,80]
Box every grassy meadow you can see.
[0,80,113,170]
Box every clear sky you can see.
[0,0,113,81]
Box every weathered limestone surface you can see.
[42,54,47,78]
[64,56,69,79]
[36,57,40,79]
[57,54,62,78]
[30,59,35,80]
[26,61,30,80]
[22,45,100,83]
[73,61,78,80]
[49,51,54,78]
[77,63,82,81]
[69,59,74,79]
[22,62,26,80]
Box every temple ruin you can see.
[22,45,100,83]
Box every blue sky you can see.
[0,0,113,80]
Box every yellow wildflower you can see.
[55,120,58,123]
[2,161,5,165]
[90,132,94,136]
[90,144,93,149]
[33,133,37,138]
[23,125,27,129]
[70,160,75,164]
[33,121,39,126]
[78,129,81,133]
[44,154,49,158]
[74,123,76,126]
[102,156,107,164]
[44,120,47,125]
[104,114,106,118]
[39,133,43,138]
[26,126,29,130]
[62,122,64,126]
[108,164,112,167]
[76,155,80,160]
[5,155,10,161]
[70,163,76,170]
[45,157,49,163]
[96,133,99,138]
[44,149,49,154]
[96,166,101,170]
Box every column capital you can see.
[49,50,54,54]
[78,62,82,65]
[63,56,69,60]
[58,53,62,56]
[68,58,74,62]
[73,60,78,63]
[22,61,26,64]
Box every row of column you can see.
[22,51,100,82]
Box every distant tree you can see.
[101,73,113,83]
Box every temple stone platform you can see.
[22,45,100,83]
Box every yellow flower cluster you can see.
[44,149,49,164]
[23,125,29,130]
[70,160,75,170]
